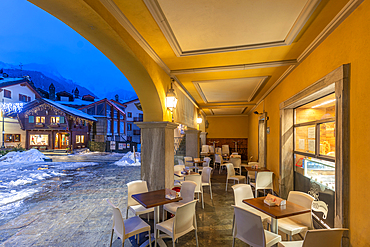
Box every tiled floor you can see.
[0,160,292,247]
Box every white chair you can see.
[184,156,193,164]
[163,181,197,219]
[231,184,269,233]
[231,152,238,155]
[198,157,211,173]
[126,180,154,219]
[268,191,315,241]
[214,153,223,173]
[209,145,214,154]
[201,167,213,200]
[233,205,281,247]
[226,163,246,191]
[200,145,210,156]
[174,164,185,186]
[222,145,230,156]
[215,147,222,154]
[107,199,152,247]
[278,228,347,247]
[247,161,260,182]
[185,174,204,209]
[177,159,185,166]
[250,171,274,198]
[229,156,241,175]
[156,200,198,247]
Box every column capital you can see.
[136,121,178,130]
[185,128,201,134]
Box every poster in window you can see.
[307,127,315,139]
[110,141,116,150]
[118,143,124,150]
[122,143,127,149]
[127,143,130,149]
[14,134,20,142]
[298,139,305,150]
[308,140,315,152]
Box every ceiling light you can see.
[311,99,336,108]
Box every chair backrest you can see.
[185,174,202,193]
[232,152,238,155]
[302,229,347,247]
[179,181,197,203]
[201,167,212,184]
[232,184,254,207]
[229,157,241,169]
[203,157,211,167]
[249,156,253,162]
[201,145,209,153]
[184,157,193,163]
[107,199,125,238]
[233,205,266,247]
[209,145,215,153]
[215,153,222,163]
[174,164,185,172]
[178,159,185,166]
[226,163,235,178]
[222,145,229,155]
[287,191,315,229]
[173,200,197,237]
[256,172,274,190]
[215,147,222,154]
[127,180,148,207]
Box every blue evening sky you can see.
[0,0,134,97]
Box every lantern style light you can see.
[166,79,177,112]
[197,116,203,124]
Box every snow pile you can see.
[114,152,141,166]
[0,149,47,164]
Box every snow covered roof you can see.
[54,98,97,106]
[41,98,96,121]
[0,77,25,85]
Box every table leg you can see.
[270,217,278,234]
[153,206,169,247]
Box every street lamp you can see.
[165,79,178,112]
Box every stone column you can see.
[185,128,200,158]
[200,132,207,146]
[136,121,178,191]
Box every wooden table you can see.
[186,160,205,172]
[243,197,311,234]
[245,167,270,183]
[174,171,200,177]
[132,189,182,247]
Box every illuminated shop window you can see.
[30,134,48,146]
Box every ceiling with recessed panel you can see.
[103,0,353,116]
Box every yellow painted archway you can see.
[28,0,172,122]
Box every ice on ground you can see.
[114,152,141,166]
[47,162,99,170]
[0,188,40,207]
[0,149,47,164]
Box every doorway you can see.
[258,112,267,168]
[55,133,69,149]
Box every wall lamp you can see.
[197,115,203,124]
[165,78,178,112]
[254,111,263,115]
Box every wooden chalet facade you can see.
[18,98,96,150]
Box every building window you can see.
[87,107,95,115]
[4,89,11,99]
[97,103,104,115]
[114,121,118,134]
[60,116,65,123]
[19,94,29,102]
[120,122,124,134]
[14,134,20,142]
[28,96,31,102]
[107,119,111,134]
[76,135,85,143]
[127,112,132,118]
[127,123,132,131]
[5,134,13,142]
[294,93,336,191]
[29,116,34,123]
[36,116,45,123]
[30,134,48,145]
[51,116,60,124]
[113,109,117,119]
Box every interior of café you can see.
[28,0,370,246]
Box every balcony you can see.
[133,117,143,122]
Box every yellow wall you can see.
[207,116,248,138]
[248,1,370,245]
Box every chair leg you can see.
[225,179,228,191]
[290,234,292,241]
[137,233,140,245]
[147,212,150,221]
[126,208,129,219]
[109,229,114,247]
[231,213,235,234]
[195,229,199,247]
[210,184,213,200]
[173,238,176,247]
[148,230,152,247]
[201,192,204,209]
[255,188,258,198]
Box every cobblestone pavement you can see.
[0,156,259,247]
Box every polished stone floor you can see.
[0,159,288,247]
